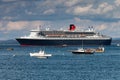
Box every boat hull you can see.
[30,53,52,57]
[16,38,112,46]
[72,51,94,54]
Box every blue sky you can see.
[0,0,120,40]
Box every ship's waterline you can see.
[16,38,112,46]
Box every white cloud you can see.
[6,21,28,31]
[74,5,92,14]
[2,16,16,20]
[0,21,50,31]
[113,11,120,18]
[0,0,117,21]
[95,24,107,31]
[66,2,114,16]
[110,21,120,31]
[0,21,5,31]
[66,5,92,15]
[64,0,82,7]
[0,0,120,39]
[43,9,55,15]
[93,21,120,38]
[25,10,36,15]
[115,0,120,6]
[93,2,114,14]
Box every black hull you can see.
[16,38,112,46]
[72,52,94,54]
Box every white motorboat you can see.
[30,50,52,57]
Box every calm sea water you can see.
[0,44,120,80]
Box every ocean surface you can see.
[0,43,120,80]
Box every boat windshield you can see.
[39,50,45,54]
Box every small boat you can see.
[7,48,14,51]
[95,47,104,52]
[62,44,67,47]
[30,50,52,58]
[72,48,94,54]
[72,40,94,54]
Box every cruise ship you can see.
[16,24,112,46]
